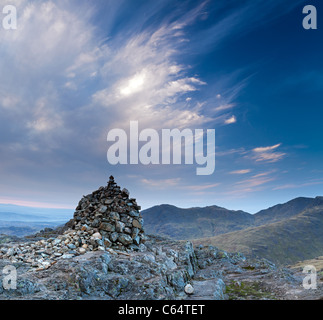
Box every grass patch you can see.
[242,265,256,271]
[225,280,276,300]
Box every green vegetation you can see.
[225,280,276,300]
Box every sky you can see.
[0,0,322,214]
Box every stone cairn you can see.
[72,176,145,251]
[0,176,146,270]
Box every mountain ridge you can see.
[2,196,323,265]
[0,188,322,299]
[254,196,323,226]
[142,196,323,265]
[142,196,323,239]
[192,205,323,265]
[142,203,254,240]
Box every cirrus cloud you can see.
[251,143,286,163]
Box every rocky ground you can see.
[0,233,321,300]
[0,177,321,300]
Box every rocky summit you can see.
[0,176,146,271]
[0,234,319,300]
[0,177,322,300]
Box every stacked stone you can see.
[0,176,146,270]
[72,176,145,251]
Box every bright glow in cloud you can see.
[120,72,146,96]
[224,115,237,124]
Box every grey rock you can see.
[124,227,132,234]
[164,257,177,270]
[6,248,15,256]
[138,244,147,252]
[166,270,189,291]
[213,279,226,300]
[132,219,142,229]
[98,205,108,213]
[185,284,194,295]
[91,219,100,228]
[122,188,130,196]
[128,210,140,218]
[104,238,112,248]
[0,236,304,300]
[132,228,139,238]
[133,236,141,246]
[54,252,62,257]
[110,232,119,243]
[53,239,62,245]
[115,221,125,233]
[61,254,74,259]
[99,222,115,232]
[109,212,120,220]
[118,234,133,246]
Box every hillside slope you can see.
[254,196,323,225]
[192,206,323,265]
[142,197,323,242]
[141,204,254,240]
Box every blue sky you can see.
[0,0,322,213]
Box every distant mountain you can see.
[3,196,323,262]
[141,204,253,240]
[142,196,323,265]
[193,205,323,265]
[142,197,323,239]
[0,211,51,222]
[0,204,73,222]
[254,196,323,226]
[0,222,62,237]
[0,204,73,237]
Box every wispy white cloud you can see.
[214,148,247,157]
[221,174,276,198]
[27,97,63,132]
[141,178,181,188]
[90,22,211,132]
[253,143,281,153]
[141,177,219,192]
[252,170,276,178]
[184,183,220,191]
[235,176,275,188]
[229,169,251,175]
[215,104,236,112]
[273,179,323,190]
[251,143,286,163]
[0,0,250,165]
